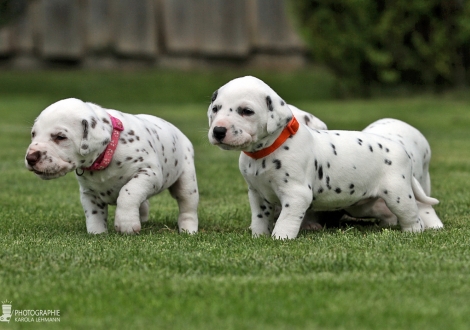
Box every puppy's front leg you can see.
[271,189,312,239]
[248,188,275,237]
[80,191,108,234]
[115,175,157,234]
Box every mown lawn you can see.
[0,70,469,329]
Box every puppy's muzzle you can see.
[213,126,227,142]
[26,151,41,166]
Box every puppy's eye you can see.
[238,108,254,116]
[212,105,221,113]
[31,132,36,138]
[52,134,67,142]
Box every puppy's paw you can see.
[115,222,141,234]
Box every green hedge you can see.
[290,0,470,95]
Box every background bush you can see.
[290,0,470,96]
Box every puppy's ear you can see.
[266,95,292,134]
[207,89,219,126]
[79,116,109,156]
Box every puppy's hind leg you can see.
[418,202,443,229]
[169,164,199,234]
[381,185,424,233]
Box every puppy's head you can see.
[25,98,111,179]
[207,76,292,151]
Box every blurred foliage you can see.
[290,0,470,96]
[0,0,27,26]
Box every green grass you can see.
[1,69,470,329]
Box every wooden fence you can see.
[0,0,306,70]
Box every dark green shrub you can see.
[290,0,470,96]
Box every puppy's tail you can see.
[412,177,439,205]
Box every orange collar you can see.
[243,116,299,159]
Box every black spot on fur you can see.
[384,190,388,194]
[369,145,373,152]
[211,89,218,102]
[357,139,363,146]
[335,188,342,194]
[280,100,285,106]
[81,120,89,139]
[285,203,290,207]
[331,144,337,155]
[318,165,323,180]
[385,159,392,165]
[273,159,281,169]
[91,117,97,129]
[262,159,266,168]
[378,143,383,149]
[266,96,273,111]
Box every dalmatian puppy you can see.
[25,98,199,235]
[347,118,443,229]
[207,76,439,239]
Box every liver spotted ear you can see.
[79,116,109,156]
[266,95,292,134]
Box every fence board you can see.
[201,0,250,56]
[114,0,158,57]
[161,0,202,54]
[252,0,304,51]
[41,0,83,59]
[85,0,112,52]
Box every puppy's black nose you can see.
[26,151,41,166]
[213,126,227,142]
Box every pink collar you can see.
[83,114,124,171]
